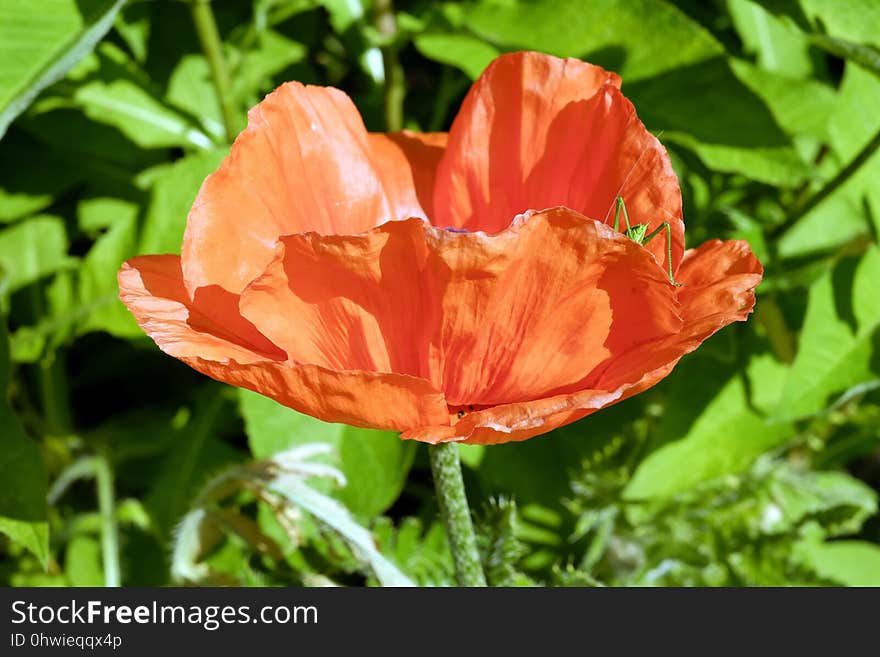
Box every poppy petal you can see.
[118,255,449,431]
[434,51,683,274]
[402,239,761,445]
[368,130,448,225]
[182,83,436,298]
[592,239,763,393]
[238,208,682,412]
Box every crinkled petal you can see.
[118,255,449,431]
[182,83,444,297]
[402,239,762,445]
[434,51,683,274]
[238,208,682,411]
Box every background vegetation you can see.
[1,0,880,587]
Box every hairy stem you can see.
[190,0,238,143]
[428,442,487,586]
[93,453,120,587]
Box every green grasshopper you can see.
[612,196,682,287]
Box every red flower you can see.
[119,52,762,445]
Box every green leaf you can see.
[793,539,880,586]
[625,351,796,500]
[462,0,723,81]
[729,58,836,140]
[413,33,500,80]
[626,58,810,186]
[138,149,226,255]
[239,390,415,519]
[62,43,214,150]
[0,215,71,294]
[775,247,880,421]
[232,29,308,105]
[77,198,140,337]
[778,63,879,257]
[437,1,808,185]
[166,55,226,141]
[0,318,49,567]
[727,0,814,77]
[798,0,880,47]
[0,0,127,137]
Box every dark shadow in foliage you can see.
[142,0,252,92]
[21,109,166,172]
[750,0,815,32]
[831,254,860,335]
[476,400,641,507]
[581,45,628,79]
[639,349,740,455]
[0,130,83,221]
[122,527,169,586]
[625,57,792,149]
[0,319,47,525]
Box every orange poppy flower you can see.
[118,51,762,446]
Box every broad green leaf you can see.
[431,1,807,185]
[413,33,500,80]
[232,29,308,105]
[240,390,415,518]
[167,30,306,139]
[827,64,880,238]
[727,0,814,78]
[166,55,226,141]
[462,0,723,81]
[114,0,151,64]
[138,149,226,255]
[19,106,162,174]
[793,539,880,586]
[775,247,880,421]
[0,318,49,567]
[0,215,70,293]
[799,0,880,47]
[779,63,879,257]
[77,198,140,337]
[0,0,126,137]
[62,43,214,150]
[729,58,836,140]
[626,58,810,186]
[625,351,795,500]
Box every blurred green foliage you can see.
[1,0,879,587]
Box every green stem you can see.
[755,296,796,364]
[190,0,238,143]
[428,442,487,587]
[771,126,880,239]
[93,453,120,587]
[374,0,404,132]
